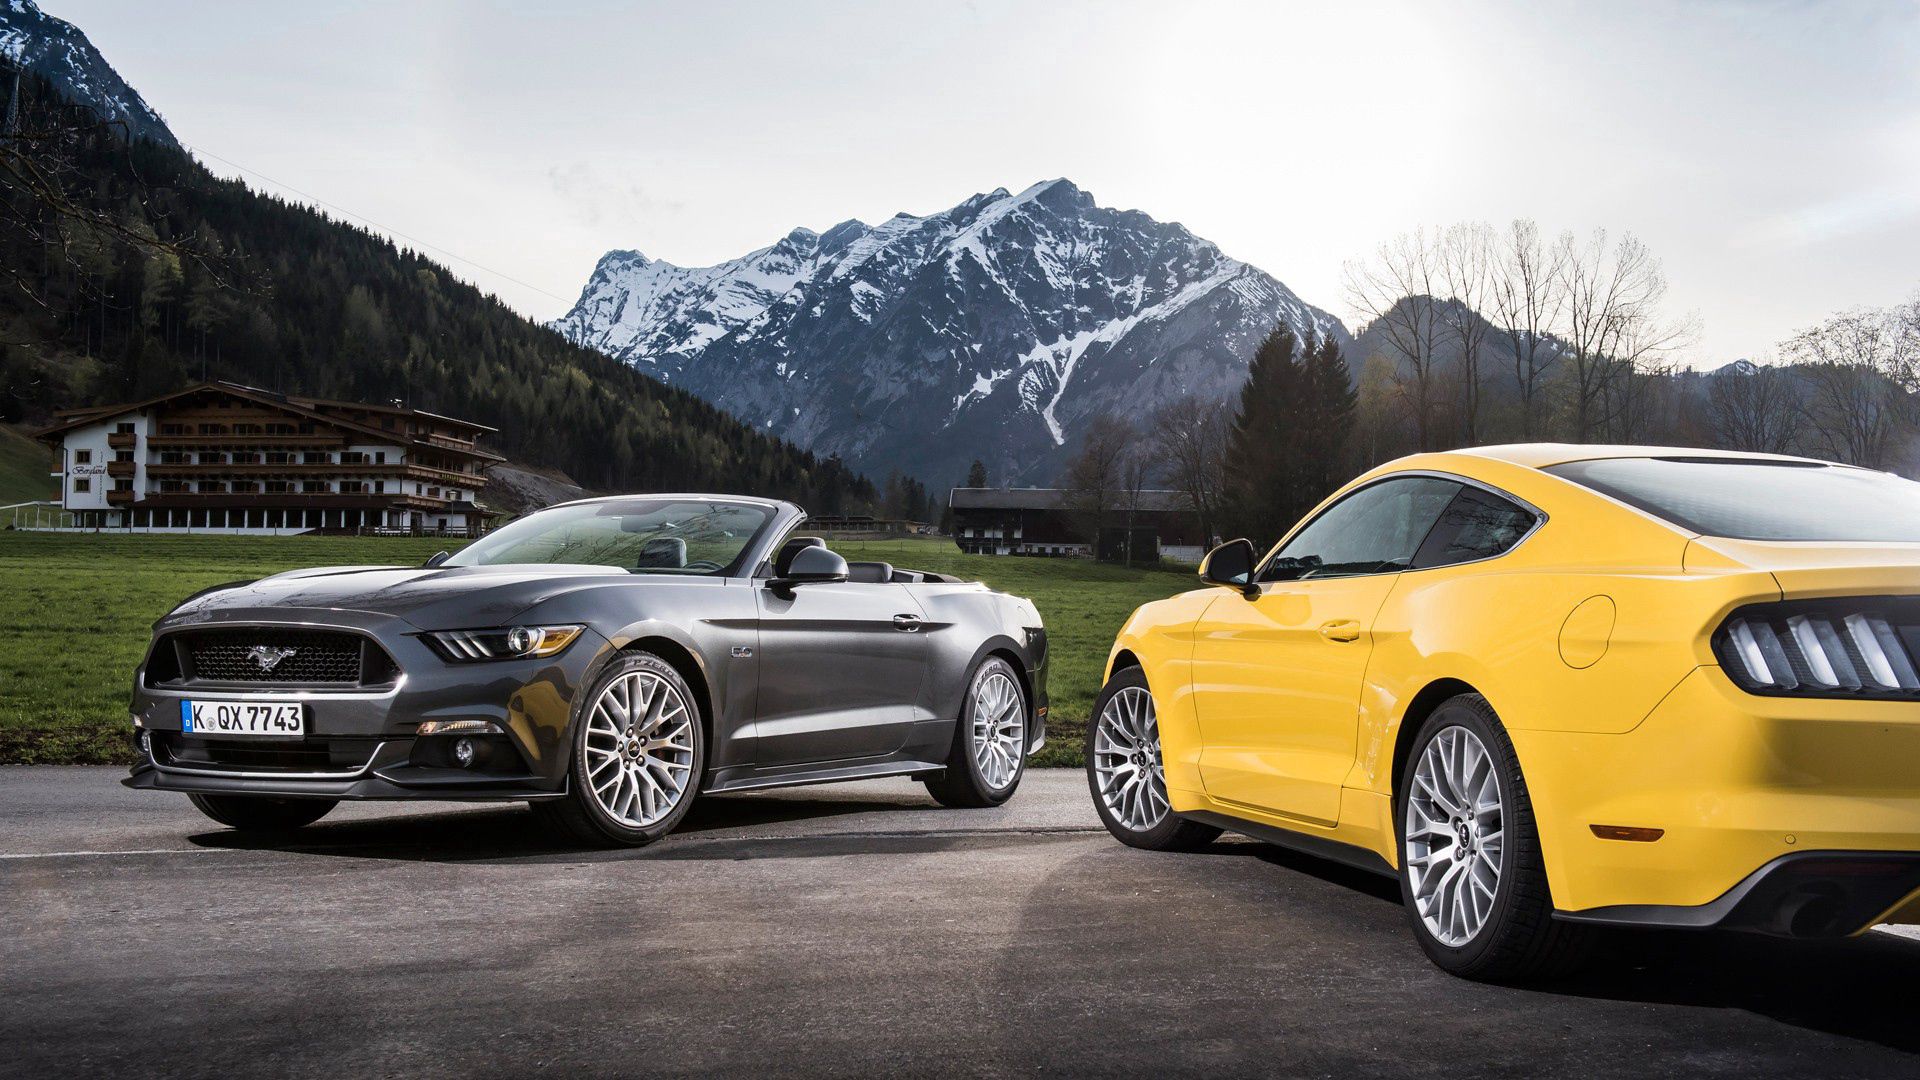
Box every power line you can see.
[179,140,575,306]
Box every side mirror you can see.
[773,544,848,588]
[1199,538,1258,596]
[424,550,452,568]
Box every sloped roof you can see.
[948,487,1194,512]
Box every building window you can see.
[428,487,441,498]
[159,480,189,493]
[266,423,296,436]
[159,451,189,464]
[303,452,330,464]
[231,481,258,494]
[73,477,90,493]
[340,481,365,494]
[234,424,262,436]
[264,481,292,494]
[198,424,226,435]
[198,481,224,494]
[340,451,367,465]
[160,424,187,436]
[264,451,294,465]
[115,422,135,434]
[113,480,133,492]
[302,481,328,493]
[373,481,386,494]
[114,451,133,463]
[75,449,92,465]
[198,452,225,465]
[374,451,387,464]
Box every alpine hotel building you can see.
[37,382,500,534]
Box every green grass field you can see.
[0,533,1195,766]
[0,424,55,507]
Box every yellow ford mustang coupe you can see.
[1087,445,1920,980]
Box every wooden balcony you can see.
[107,432,137,449]
[106,489,135,504]
[145,433,349,448]
[106,460,136,478]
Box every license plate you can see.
[180,699,305,738]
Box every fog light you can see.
[416,720,503,736]
[138,730,152,754]
[453,737,477,768]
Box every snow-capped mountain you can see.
[554,179,1347,484]
[0,0,177,148]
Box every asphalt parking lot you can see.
[3,767,1918,1078]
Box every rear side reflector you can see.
[1590,824,1665,842]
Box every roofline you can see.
[34,381,501,457]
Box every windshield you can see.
[1546,457,1920,542]
[445,499,777,575]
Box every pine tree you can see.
[1222,324,1304,545]
[965,459,988,488]
[1301,332,1357,510]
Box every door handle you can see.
[892,614,923,633]
[1318,619,1363,643]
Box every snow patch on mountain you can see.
[0,0,178,148]
[554,179,1347,483]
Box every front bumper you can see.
[1515,665,1920,935]
[125,610,611,801]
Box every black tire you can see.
[1396,693,1592,981]
[923,655,1029,808]
[187,793,336,832]
[531,651,706,848]
[1085,665,1221,852]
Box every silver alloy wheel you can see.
[1092,685,1169,832]
[583,669,696,829]
[970,669,1026,790]
[1405,725,1505,947]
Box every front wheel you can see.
[1398,694,1590,980]
[533,651,705,847]
[187,793,336,832]
[923,656,1028,808]
[1085,665,1220,852]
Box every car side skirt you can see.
[1179,809,1397,879]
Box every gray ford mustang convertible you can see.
[125,494,1048,846]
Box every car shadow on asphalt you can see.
[184,791,953,864]
[1201,836,1920,1056]
[1543,928,1920,1054]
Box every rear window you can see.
[1545,457,1920,542]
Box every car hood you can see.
[166,563,634,630]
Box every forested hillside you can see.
[0,68,875,510]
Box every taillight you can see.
[1714,599,1920,698]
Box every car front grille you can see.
[155,732,381,775]
[148,628,398,688]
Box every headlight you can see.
[1714,600,1920,698]
[425,624,585,662]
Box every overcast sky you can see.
[51,0,1920,362]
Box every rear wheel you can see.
[1086,666,1220,852]
[187,794,335,832]
[533,651,704,847]
[923,656,1028,808]
[1398,693,1591,980]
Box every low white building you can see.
[35,381,501,534]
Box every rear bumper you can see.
[1556,851,1920,938]
[1515,665,1920,931]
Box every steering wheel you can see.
[683,560,723,572]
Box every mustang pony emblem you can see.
[246,645,298,672]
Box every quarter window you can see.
[1263,476,1462,581]
[1414,486,1537,568]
